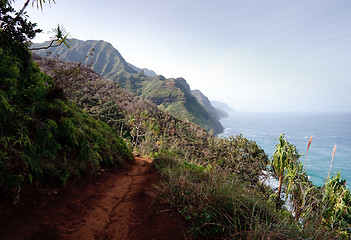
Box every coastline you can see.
[219,111,351,188]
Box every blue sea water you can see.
[219,112,351,187]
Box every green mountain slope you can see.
[34,55,216,160]
[32,39,223,134]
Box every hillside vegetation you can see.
[34,56,265,181]
[32,39,224,134]
[0,4,132,201]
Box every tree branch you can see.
[30,39,63,50]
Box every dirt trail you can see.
[0,157,186,240]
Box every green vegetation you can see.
[271,134,303,210]
[154,155,294,239]
[0,1,132,201]
[320,173,351,238]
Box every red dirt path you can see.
[0,157,187,240]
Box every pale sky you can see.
[15,0,351,112]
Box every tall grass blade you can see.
[327,144,337,179]
[304,135,313,168]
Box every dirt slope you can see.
[0,157,186,240]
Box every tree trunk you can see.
[295,207,301,221]
[9,0,30,25]
[16,0,31,19]
[276,174,283,210]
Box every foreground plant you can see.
[270,134,351,239]
[271,134,302,210]
[320,173,351,237]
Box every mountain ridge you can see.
[128,63,157,77]
[32,39,224,134]
[211,100,235,114]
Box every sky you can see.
[14,0,351,112]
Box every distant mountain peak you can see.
[31,38,137,75]
[191,89,226,119]
[210,100,235,114]
[128,63,157,77]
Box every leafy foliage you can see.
[30,24,71,51]
[321,173,351,237]
[271,134,302,209]
[207,135,269,185]
[0,9,132,200]
[0,2,41,47]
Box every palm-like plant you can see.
[30,24,71,50]
[284,160,314,220]
[271,134,301,209]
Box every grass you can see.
[152,149,348,240]
[153,155,286,239]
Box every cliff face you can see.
[191,89,219,118]
[32,39,223,134]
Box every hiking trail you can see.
[0,157,186,240]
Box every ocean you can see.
[219,112,351,187]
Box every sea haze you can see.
[219,112,351,187]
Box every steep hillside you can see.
[114,73,224,134]
[32,39,224,134]
[0,37,132,200]
[34,55,210,157]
